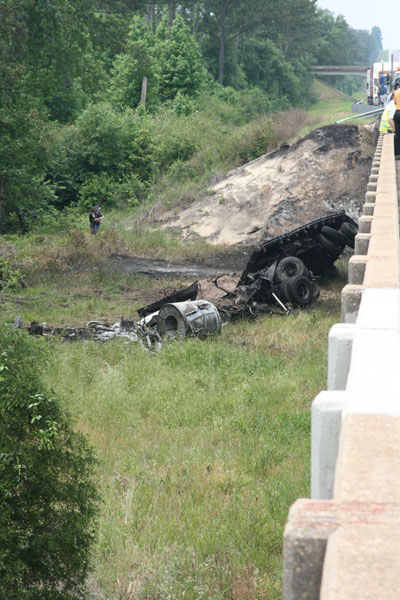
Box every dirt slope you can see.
[161,124,374,246]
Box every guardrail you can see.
[283,132,400,599]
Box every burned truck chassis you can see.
[234,210,357,309]
[13,211,358,345]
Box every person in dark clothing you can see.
[89,205,103,234]
[390,82,400,159]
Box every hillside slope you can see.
[159,123,373,245]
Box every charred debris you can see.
[14,210,357,350]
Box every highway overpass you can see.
[311,65,369,77]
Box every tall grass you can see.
[44,303,339,600]
[0,79,352,598]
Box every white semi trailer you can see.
[367,61,400,105]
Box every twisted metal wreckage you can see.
[16,211,357,351]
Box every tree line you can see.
[0,0,382,232]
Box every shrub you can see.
[0,328,99,599]
[32,205,83,234]
[0,258,25,291]
[47,103,155,207]
[237,87,273,120]
[212,84,238,105]
[30,229,128,272]
[79,172,116,211]
[240,38,302,107]
[110,174,148,209]
[153,111,198,170]
[172,91,195,116]
[75,103,154,181]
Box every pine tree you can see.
[157,14,207,101]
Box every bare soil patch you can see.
[156,124,373,246]
[109,249,250,279]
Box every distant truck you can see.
[367,61,400,105]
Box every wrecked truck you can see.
[19,211,358,346]
[132,210,358,339]
[234,210,357,308]
[137,210,358,322]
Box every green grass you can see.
[0,80,352,598]
[0,249,345,599]
[296,80,355,138]
[0,271,179,327]
[43,303,338,600]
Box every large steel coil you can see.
[157,300,222,338]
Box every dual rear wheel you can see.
[275,257,315,307]
[273,220,358,307]
[317,222,357,255]
[279,275,314,307]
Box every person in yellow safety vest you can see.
[380,91,395,132]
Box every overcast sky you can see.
[316,0,398,50]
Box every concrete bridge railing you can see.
[283,132,400,599]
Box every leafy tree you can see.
[313,10,351,65]
[95,0,146,15]
[351,28,380,65]
[241,38,302,106]
[109,15,159,109]
[0,103,55,233]
[157,14,207,100]
[0,0,57,233]
[371,26,383,52]
[270,0,318,62]
[91,10,131,73]
[197,0,261,86]
[0,328,98,599]
[15,0,99,122]
[47,102,155,207]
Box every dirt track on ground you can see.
[110,249,250,278]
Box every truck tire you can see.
[286,275,314,307]
[340,221,358,236]
[340,231,355,248]
[275,257,308,282]
[278,279,292,303]
[316,233,341,257]
[339,222,357,248]
[321,226,348,248]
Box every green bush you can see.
[47,103,155,208]
[196,92,242,126]
[0,258,25,291]
[153,111,198,170]
[0,329,99,599]
[212,84,238,105]
[32,205,83,234]
[240,38,302,107]
[110,174,148,209]
[79,172,116,211]
[238,87,273,120]
[172,91,195,116]
[75,103,154,181]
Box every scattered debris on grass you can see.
[7,212,357,351]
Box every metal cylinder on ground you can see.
[157,300,222,338]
